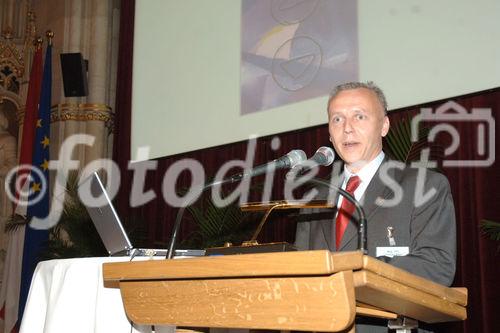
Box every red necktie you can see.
[335,175,361,249]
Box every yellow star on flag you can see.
[40,159,49,171]
[36,119,42,128]
[41,135,50,148]
[31,182,42,193]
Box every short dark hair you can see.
[328,81,388,114]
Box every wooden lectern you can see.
[103,250,467,332]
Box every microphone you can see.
[166,149,306,259]
[229,149,306,183]
[286,146,335,179]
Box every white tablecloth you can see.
[19,257,174,333]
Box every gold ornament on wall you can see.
[50,103,115,133]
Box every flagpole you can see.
[46,30,53,46]
[35,36,43,49]
[17,29,53,327]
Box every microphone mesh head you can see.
[287,149,307,167]
[315,146,335,166]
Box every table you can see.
[19,257,175,333]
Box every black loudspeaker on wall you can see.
[60,53,88,97]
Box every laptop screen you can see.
[83,172,133,256]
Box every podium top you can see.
[103,250,466,307]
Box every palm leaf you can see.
[40,171,108,259]
[184,187,261,249]
[384,116,443,166]
[5,214,29,232]
[480,219,500,241]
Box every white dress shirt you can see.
[337,151,385,208]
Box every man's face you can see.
[328,88,390,172]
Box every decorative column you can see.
[57,0,85,166]
[48,0,119,168]
[85,0,111,164]
[0,0,30,286]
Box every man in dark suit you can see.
[294,82,456,331]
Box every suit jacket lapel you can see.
[338,158,402,251]
[319,162,344,250]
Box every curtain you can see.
[113,0,134,217]
[113,5,499,332]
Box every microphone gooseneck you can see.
[166,149,307,259]
[307,177,368,254]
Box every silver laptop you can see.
[83,171,205,258]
